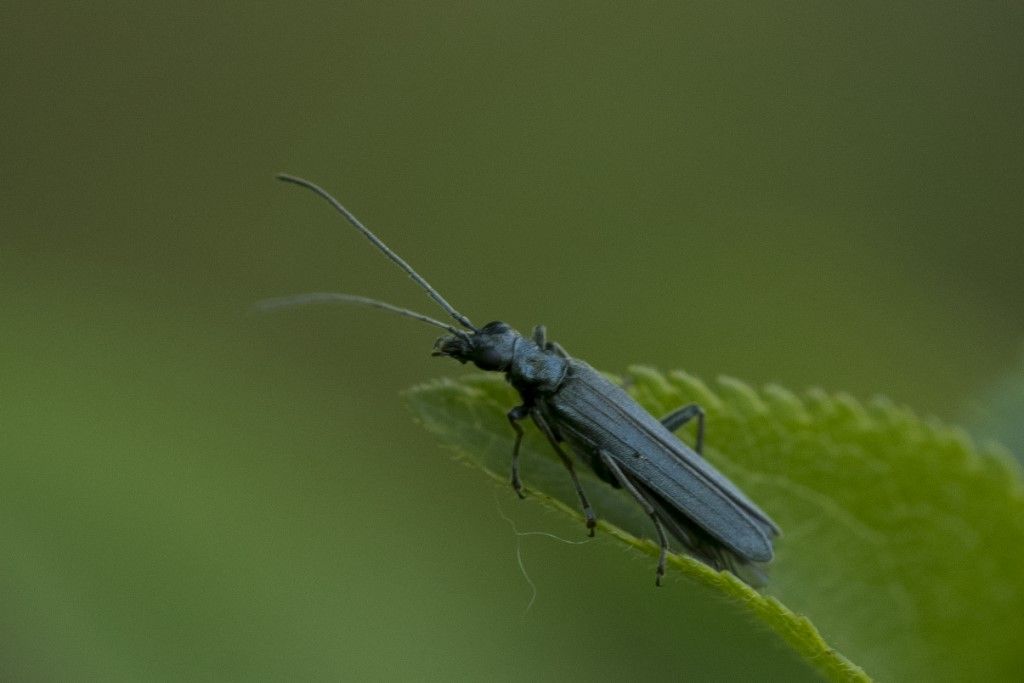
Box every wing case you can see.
[544,360,779,562]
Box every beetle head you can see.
[433,321,518,371]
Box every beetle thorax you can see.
[508,340,567,394]
[433,321,567,393]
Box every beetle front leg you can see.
[532,325,547,347]
[659,403,705,455]
[598,450,670,587]
[531,410,597,535]
[532,324,570,358]
[507,405,530,499]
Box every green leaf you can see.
[969,346,1024,460]
[406,368,1024,682]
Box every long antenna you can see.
[276,174,478,332]
[254,292,469,338]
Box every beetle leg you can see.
[598,451,670,587]
[531,324,547,347]
[545,341,570,359]
[531,410,597,535]
[532,324,571,358]
[659,403,705,455]
[507,405,530,499]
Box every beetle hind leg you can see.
[659,403,705,455]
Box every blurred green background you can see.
[2,3,1021,680]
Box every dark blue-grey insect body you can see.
[263,174,780,586]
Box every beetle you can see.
[261,174,780,586]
